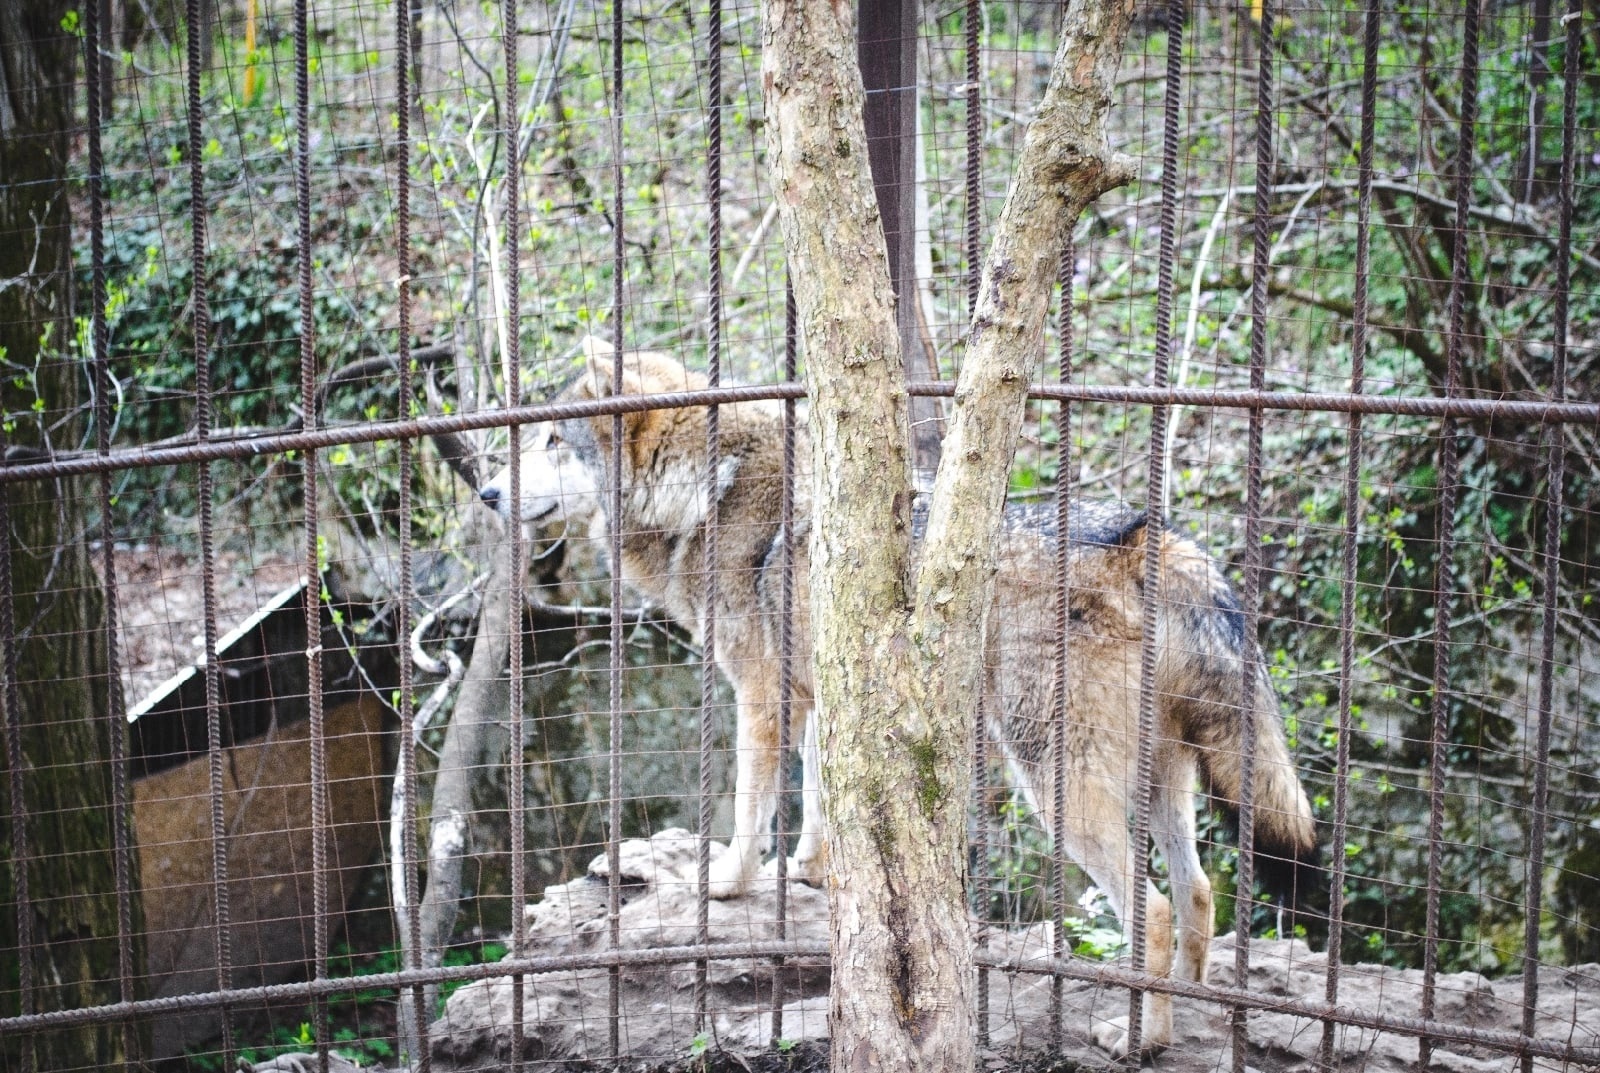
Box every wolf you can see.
[478,337,1317,1056]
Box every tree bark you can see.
[0,3,139,1068]
[761,1,1135,1070]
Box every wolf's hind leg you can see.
[1056,774,1175,1057]
[1152,749,1212,984]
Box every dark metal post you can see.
[858,0,942,480]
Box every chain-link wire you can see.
[2,6,1596,1070]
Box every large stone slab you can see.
[429,830,1600,1072]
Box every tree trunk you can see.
[0,3,139,1068]
[761,1,1135,1069]
[413,514,512,1021]
[765,4,935,1064]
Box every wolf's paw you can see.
[790,835,827,887]
[707,846,752,900]
[788,854,826,888]
[1091,1015,1169,1059]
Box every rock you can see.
[430,829,830,1070]
[428,833,1600,1072]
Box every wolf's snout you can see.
[478,486,502,510]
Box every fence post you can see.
[858,0,942,481]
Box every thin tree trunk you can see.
[761,1,1136,1070]
[414,515,514,1019]
[1,3,140,1067]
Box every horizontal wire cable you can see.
[2,940,1594,1066]
[4,385,1593,487]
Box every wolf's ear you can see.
[575,338,655,453]
[1101,524,1150,583]
[579,334,613,367]
[578,335,628,399]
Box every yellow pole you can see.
[244,0,258,103]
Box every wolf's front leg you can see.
[790,707,826,886]
[708,682,781,899]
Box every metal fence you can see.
[1,0,1597,1070]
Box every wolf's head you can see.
[476,416,601,527]
[476,336,716,534]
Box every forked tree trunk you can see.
[0,3,140,1067]
[760,1,1136,1069]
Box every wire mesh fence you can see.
[1,0,1597,1070]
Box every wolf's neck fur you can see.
[599,402,807,647]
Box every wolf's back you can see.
[1031,508,1317,895]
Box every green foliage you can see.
[181,936,510,1070]
[966,0,1600,975]
[978,793,1057,926]
[437,940,509,1011]
[1061,887,1129,962]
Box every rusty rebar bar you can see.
[1050,239,1076,1052]
[186,0,234,1061]
[769,274,799,1046]
[3,385,1595,490]
[1519,6,1580,1072]
[5,940,1596,1068]
[1232,2,1277,1066]
[1,488,34,1073]
[502,0,528,1066]
[1420,7,1481,1067]
[1127,0,1188,1060]
[608,0,626,1057]
[393,0,432,1063]
[696,0,725,1030]
[1319,4,1380,1070]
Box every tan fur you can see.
[478,341,1317,1057]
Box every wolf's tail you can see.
[1187,663,1321,906]
[1147,528,1321,906]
